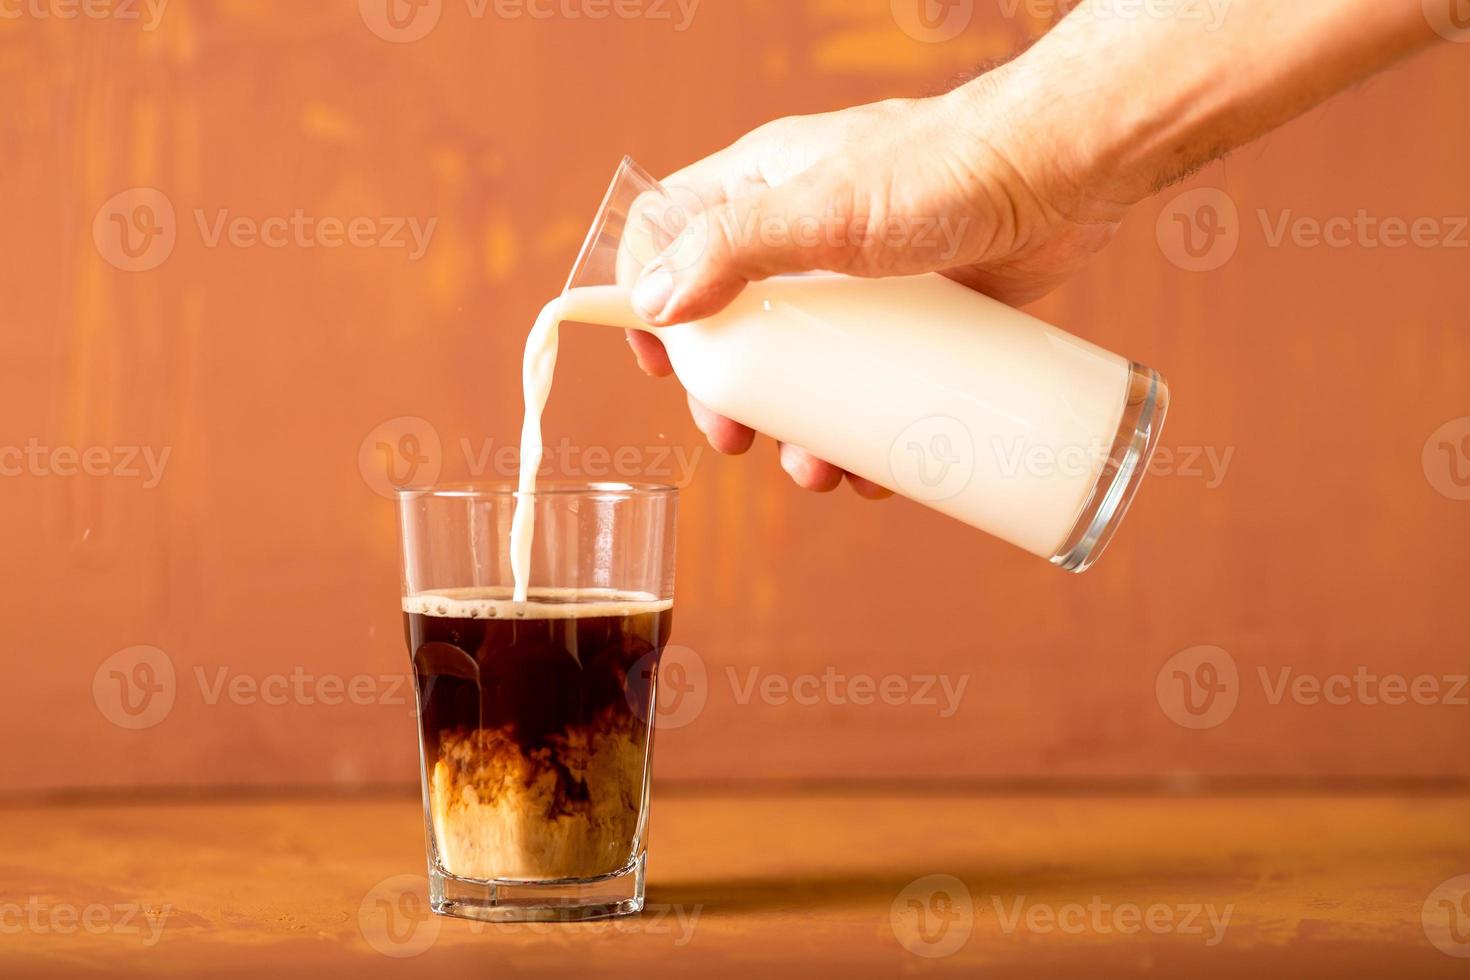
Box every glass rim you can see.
[563,154,650,295]
[395,481,678,501]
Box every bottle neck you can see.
[556,285,650,332]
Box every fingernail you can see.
[625,336,651,374]
[632,266,675,322]
[778,443,803,480]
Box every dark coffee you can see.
[404,589,673,882]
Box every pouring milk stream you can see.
[510,158,1169,601]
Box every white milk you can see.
[512,271,1155,598]
[509,298,562,603]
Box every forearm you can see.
[971,0,1441,208]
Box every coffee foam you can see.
[402,587,672,620]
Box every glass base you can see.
[429,854,645,922]
[1051,363,1170,573]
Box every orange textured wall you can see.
[2,2,1468,793]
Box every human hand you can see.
[624,71,1127,495]
[626,0,1439,495]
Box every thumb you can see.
[631,173,850,325]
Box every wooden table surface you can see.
[3,789,1468,978]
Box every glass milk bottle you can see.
[557,157,1169,571]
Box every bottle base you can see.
[1051,364,1170,573]
[428,854,646,922]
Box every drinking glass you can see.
[396,483,677,921]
